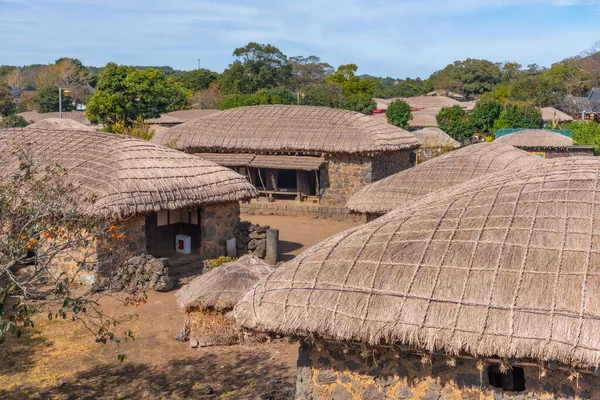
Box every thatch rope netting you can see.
[0,128,257,217]
[27,117,97,131]
[177,255,274,312]
[495,129,573,148]
[151,105,420,154]
[236,157,600,368]
[411,128,461,149]
[346,142,543,214]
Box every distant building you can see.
[495,129,594,158]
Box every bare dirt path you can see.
[0,215,361,399]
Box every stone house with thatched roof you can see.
[495,129,594,158]
[411,127,461,162]
[236,157,600,400]
[151,105,420,207]
[0,128,256,278]
[346,142,543,220]
[26,117,97,131]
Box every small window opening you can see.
[487,364,526,392]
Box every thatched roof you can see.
[18,111,90,125]
[146,114,183,124]
[151,105,420,154]
[408,111,439,128]
[412,128,461,149]
[541,107,573,122]
[236,157,600,368]
[346,142,543,214]
[402,96,461,109]
[27,118,97,131]
[166,109,220,121]
[0,128,257,217]
[177,255,274,312]
[495,129,573,148]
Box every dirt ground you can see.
[0,214,361,400]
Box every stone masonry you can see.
[200,201,240,260]
[234,220,269,258]
[296,340,599,400]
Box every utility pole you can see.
[58,88,71,118]
[198,58,201,70]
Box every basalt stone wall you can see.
[235,221,269,258]
[121,215,147,255]
[320,154,373,206]
[296,340,599,400]
[371,150,414,182]
[200,202,240,260]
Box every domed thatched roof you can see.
[177,255,274,312]
[151,105,420,154]
[412,128,461,149]
[346,142,542,214]
[495,129,573,148]
[541,107,573,122]
[0,128,257,217]
[236,157,600,368]
[18,111,90,125]
[27,117,96,131]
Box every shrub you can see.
[386,99,412,129]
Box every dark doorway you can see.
[277,169,297,190]
[488,365,526,392]
[145,210,201,257]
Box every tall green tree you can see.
[493,102,542,130]
[178,69,218,92]
[86,63,189,126]
[290,55,333,87]
[33,85,74,113]
[0,83,16,116]
[436,105,475,142]
[470,98,503,135]
[430,58,504,98]
[219,42,293,94]
[386,99,412,129]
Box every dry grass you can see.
[187,308,240,346]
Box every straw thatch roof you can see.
[18,111,90,125]
[146,114,183,124]
[27,117,97,131]
[541,107,573,122]
[408,110,439,128]
[0,128,257,217]
[412,128,461,149]
[236,157,600,368]
[495,129,573,148]
[151,105,420,154]
[177,255,274,312]
[402,96,462,109]
[346,142,543,214]
[166,109,220,121]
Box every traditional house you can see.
[495,129,594,158]
[346,142,542,220]
[17,110,91,125]
[236,157,600,400]
[152,105,420,206]
[411,127,461,161]
[541,106,573,127]
[177,254,273,347]
[0,128,256,279]
[26,117,97,131]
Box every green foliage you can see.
[290,55,333,88]
[86,63,188,126]
[301,83,346,108]
[219,42,293,95]
[220,87,296,110]
[33,85,73,113]
[108,116,154,140]
[562,121,600,154]
[178,69,218,92]
[206,256,238,269]
[493,102,542,130]
[339,93,376,115]
[430,58,503,98]
[470,98,503,135]
[385,99,412,129]
[372,76,433,98]
[0,114,29,128]
[436,105,475,142]
[0,83,15,117]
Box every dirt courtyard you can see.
[0,214,361,400]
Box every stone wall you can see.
[121,215,147,255]
[371,150,414,182]
[235,221,269,258]
[320,154,372,206]
[296,340,599,400]
[241,201,366,223]
[200,201,240,260]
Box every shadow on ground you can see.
[0,330,53,376]
[278,240,304,262]
[0,350,295,400]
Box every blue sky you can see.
[1,0,599,78]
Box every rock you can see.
[427,380,442,391]
[422,390,441,400]
[316,369,336,385]
[560,384,576,398]
[255,225,270,234]
[240,235,251,244]
[189,339,199,348]
[362,385,384,400]
[127,256,144,266]
[248,239,258,250]
[202,387,214,395]
[255,240,267,258]
[154,278,174,292]
[395,386,413,399]
[249,231,266,239]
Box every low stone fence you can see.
[241,202,365,223]
[112,254,174,292]
[235,221,269,258]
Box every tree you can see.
[0,152,142,350]
[470,98,503,135]
[4,68,25,90]
[430,58,504,98]
[325,64,377,114]
[189,85,222,109]
[33,85,74,113]
[219,87,296,110]
[302,82,346,108]
[493,102,542,130]
[0,83,16,117]
[178,69,218,92]
[290,55,333,87]
[563,121,600,155]
[436,105,475,142]
[86,63,189,127]
[219,42,293,94]
[340,93,376,115]
[0,114,28,128]
[386,99,412,129]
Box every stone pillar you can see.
[265,228,279,265]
